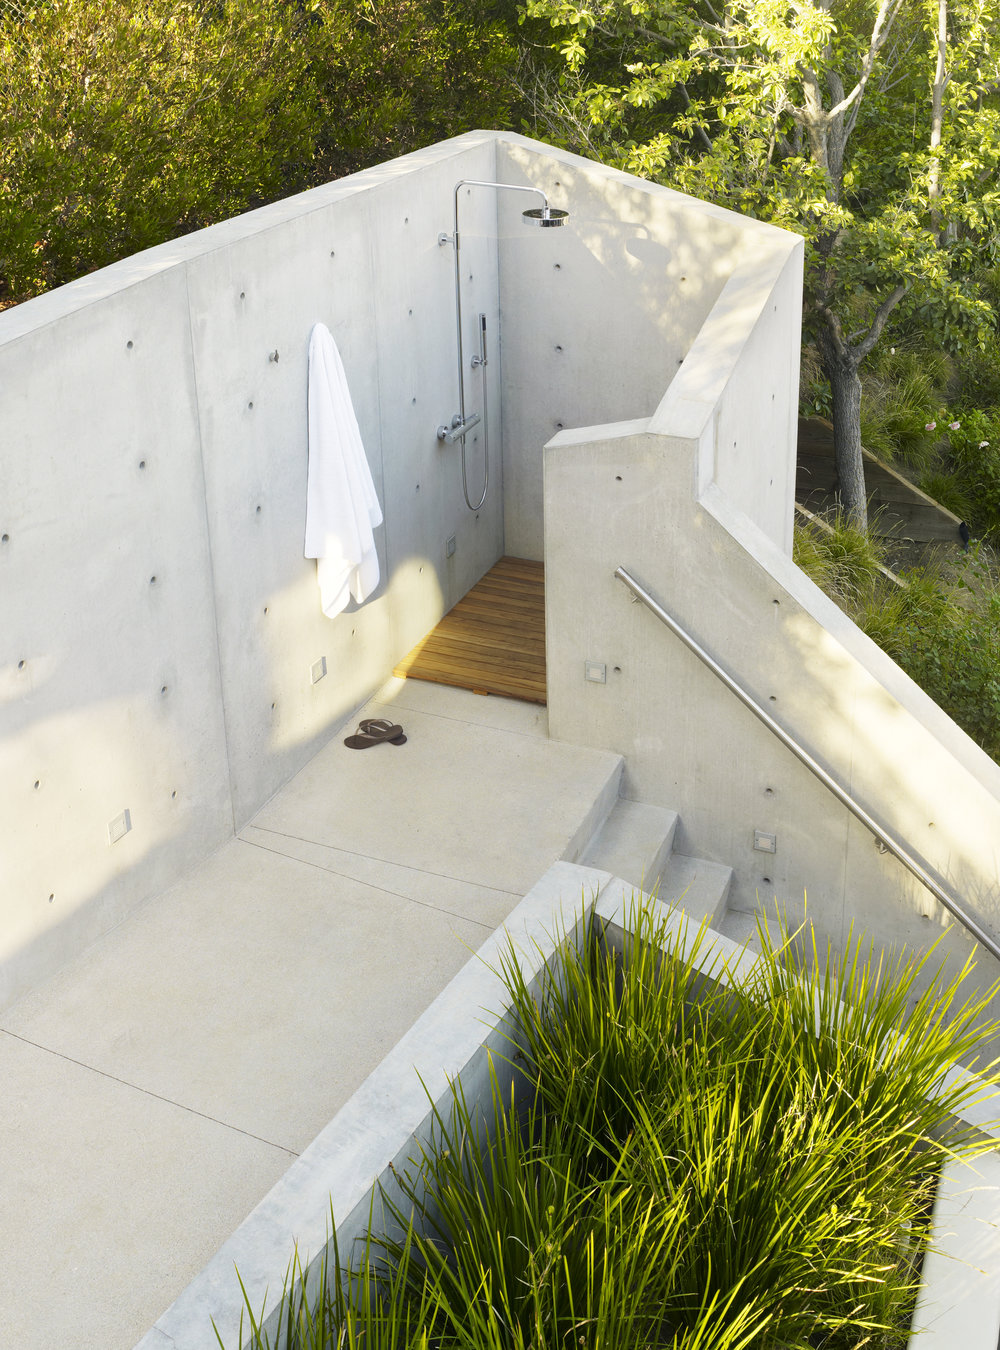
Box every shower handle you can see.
[437,411,481,445]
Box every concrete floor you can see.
[0,677,622,1350]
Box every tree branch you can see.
[676,80,713,151]
[815,300,847,359]
[841,0,908,139]
[856,283,908,360]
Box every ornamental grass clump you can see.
[228,901,1000,1350]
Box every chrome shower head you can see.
[522,205,569,228]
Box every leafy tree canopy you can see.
[521,0,1000,524]
[0,0,517,305]
[0,0,319,302]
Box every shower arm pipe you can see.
[440,180,550,439]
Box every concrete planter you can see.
[136,862,1000,1350]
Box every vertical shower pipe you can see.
[438,179,567,510]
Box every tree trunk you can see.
[823,341,867,529]
[929,0,947,238]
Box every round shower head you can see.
[522,206,569,228]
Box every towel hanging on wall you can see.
[305,322,383,617]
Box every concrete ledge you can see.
[135,861,615,1349]
[135,863,1000,1349]
[910,1152,1000,1348]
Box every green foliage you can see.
[918,469,976,523]
[893,564,1000,759]
[947,409,1000,539]
[795,516,1000,760]
[306,0,518,182]
[519,0,1000,524]
[852,287,1000,538]
[860,347,954,470]
[0,0,519,305]
[226,900,1000,1349]
[520,0,1000,318]
[0,0,321,303]
[799,342,833,418]
[793,511,890,609]
[957,342,1000,411]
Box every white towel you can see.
[305,323,383,617]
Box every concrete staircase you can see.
[576,793,783,955]
[580,798,735,933]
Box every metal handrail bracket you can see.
[614,565,1000,964]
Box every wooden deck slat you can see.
[449,600,545,623]
[396,643,544,675]
[446,603,545,626]
[431,616,545,643]
[393,556,546,704]
[465,572,544,590]
[397,630,544,660]
[465,575,545,598]
[478,557,543,578]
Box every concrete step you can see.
[718,906,784,955]
[558,759,626,870]
[580,800,679,894]
[656,853,733,928]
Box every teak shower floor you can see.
[393,556,546,704]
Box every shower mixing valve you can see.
[437,412,481,444]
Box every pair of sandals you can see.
[344,717,407,750]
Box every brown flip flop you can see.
[360,718,407,745]
[344,720,406,749]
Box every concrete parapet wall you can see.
[1,134,508,1007]
[649,227,804,551]
[1,131,777,1008]
[497,140,752,560]
[545,410,1000,998]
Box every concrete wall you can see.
[1,130,780,1009]
[545,417,1000,999]
[0,134,508,1008]
[649,228,804,552]
[1,267,234,1004]
[497,140,751,560]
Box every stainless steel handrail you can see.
[614,565,1000,963]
